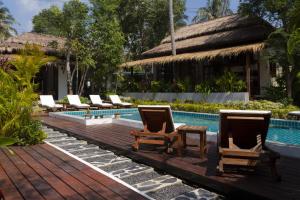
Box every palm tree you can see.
[0,1,16,41]
[192,0,233,23]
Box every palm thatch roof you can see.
[121,15,273,67]
[121,43,264,67]
[143,15,273,57]
[0,32,65,54]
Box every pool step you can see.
[42,125,221,200]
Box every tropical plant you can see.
[0,1,16,41]
[239,0,300,100]
[89,0,125,94]
[0,45,52,145]
[118,0,186,59]
[32,6,63,36]
[32,0,92,95]
[215,71,246,92]
[192,0,233,23]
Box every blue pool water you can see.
[63,109,300,146]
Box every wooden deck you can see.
[41,116,300,200]
[0,143,147,200]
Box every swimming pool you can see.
[62,108,300,146]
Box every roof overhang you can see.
[120,43,264,68]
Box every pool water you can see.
[63,109,300,146]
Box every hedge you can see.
[131,99,299,119]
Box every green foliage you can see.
[0,137,16,147]
[132,99,299,119]
[292,72,300,105]
[150,81,161,92]
[0,1,16,40]
[215,71,246,92]
[239,0,300,99]
[263,76,291,104]
[90,0,125,93]
[195,82,212,94]
[192,0,233,23]
[32,6,63,36]
[118,0,186,59]
[0,45,49,145]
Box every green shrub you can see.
[215,70,246,92]
[0,45,50,145]
[132,99,299,119]
[150,81,161,92]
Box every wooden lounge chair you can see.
[67,95,90,110]
[109,95,132,107]
[288,111,300,120]
[40,95,63,111]
[130,105,178,152]
[218,110,281,181]
[89,95,113,109]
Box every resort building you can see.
[0,32,68,99]
[121,15,275,97]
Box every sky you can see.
[3,0,240,34]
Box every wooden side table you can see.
[177,125,208,158]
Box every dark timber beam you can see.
[245,54,251,94]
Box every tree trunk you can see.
[286,70,292,98]
[66,50,73,94]
[78,67,89,96]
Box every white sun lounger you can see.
[40,95,63,111]
[89,95,113,108]
[67,95,90,109]
[109,95,132,107]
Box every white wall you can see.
[259,53,271,95]
[58,66,68,100]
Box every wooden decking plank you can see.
[41,144,147,200]
[31,145,124,200]
[22,146,102,200]
[42,116,300,200]
[0,161,23,200]
[12,147,84,200]
[3,147,64,200]
[0,148,44,200]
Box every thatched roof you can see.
[143,15,273,58]
[0,32,65,54]
[121,43,264,67]
[121,15,273,67]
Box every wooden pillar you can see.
[245,54,251,95]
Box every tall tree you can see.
[32,6,63,36]
[0,1,16,41]
[118,0,186,60]
[32,0,90,95]
[239,0,300,99]
[89,0,124,93]
[192,0,233,23]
